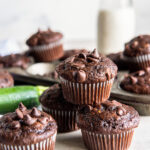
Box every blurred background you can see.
[0,0,149,43]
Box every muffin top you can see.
[0,103,57,145]
[77,100,140,134]
[120,68,150,94]
[40,84,78,110]
[56,49,118,83]
[0,54,31,69]
[0,70,14,88]
[124,35,150,57]
[26,28,63,47]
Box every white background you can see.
[0,0,150,43]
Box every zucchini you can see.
[0,86,48,114]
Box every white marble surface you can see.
[55,117,150,150]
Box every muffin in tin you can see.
[0,103,57,150]
[0,70,14,88]
[120,68,150,94]
[77,100,140,150]
[40,84,79,133]
[0,54,31,69]
[123,35,150,70]
[56,49,118,105]
[26,28,64,62]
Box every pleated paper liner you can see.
[30,40,64,62]
[123,54,150,70]
[81,129,134,150]
[60,77,114,105]
[42,105,79,133]
[0,132,57,150]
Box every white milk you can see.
[97,7,135,55]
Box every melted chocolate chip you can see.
[31,107,41,117]
[9,121,21,129]
[78,53,86,59]
[23,115,37,126]
[76,70,86,82]
[15,108,24,119]
[18,103,27,112]
[117,107,126,116]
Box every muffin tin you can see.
[5,61,60,86]
[111,71,150,116]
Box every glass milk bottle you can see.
[97,0,135,55]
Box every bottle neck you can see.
[100,0,133,9]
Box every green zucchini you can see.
[0,86,48,114]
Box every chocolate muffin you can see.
[40,84,79,133]
[123,35,150,70]
[59,49,87,61]
[0,70,14,88]
[56,49,118,105]
[26,28,64,62]
[120,68,150,94]
[77,100,140,150]
[0,54,31,69]
[0,103,57,150]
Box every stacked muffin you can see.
[55,49,140,150]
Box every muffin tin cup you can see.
[60,77,114,105]
[0,132,57,150]
[124,54,150,70]
[41,105,79,133]
[81,129,134,150]
[30,40,64,62]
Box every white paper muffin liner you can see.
[0,132,57,150]
[41,105,79,132]
[60,77,114,105]
[81,129,134,150]
[123,54,150,69]
[30,39,63,51]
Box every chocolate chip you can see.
[15,108,24,119]
[117,107,126,116]
[10,121,21,129]
[23,115,37,126]
[78,53,86,59]
[84,105,92,113]
[129,76,137,84]
[132,41,138,47]
[31,107,41,117]
[38,117,49,125]
[76,70,86,82]
[137,70,145,76]
[87,57,99,63]
[18,103,27,112]
[117,109,124,116]
[91,49,99,59]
